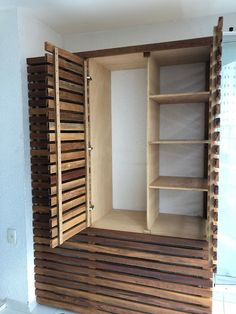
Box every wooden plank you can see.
[149,176,208,191]
[36,282,185,314]
[61,241,209,268]
[45,41,84,66]
[89,59,112,225]
[46,53,83,76]
[51,205,86,227]
[35,273,211,312]
[51,222,87,248]
[85,227,209,249]
[147,56,160,230]
[34,250,211,288]
[35,259,211,297]
[150,140,210,144]
[53,47,63,245]
[49,132,85,142]
[150,91,210,104]
[77,37,213,58]
[50,158,85,174]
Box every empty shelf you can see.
[150,140,210,144]
[149,176,208,191]
[149,91,210,104]
[151,213,206,240]
[92,209,146,233]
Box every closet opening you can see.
[88,53,148,233]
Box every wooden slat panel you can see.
[34,229,213,313]
[28,42,87,249]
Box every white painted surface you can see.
[0,7,62,306]
[18,9,62,305]
[0,8,29,305]
[112,69,147,211]
[63,13,236,52]
[1,1,236,34]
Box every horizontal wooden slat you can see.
[45,42,84,66]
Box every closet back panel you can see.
[112,69,147,211]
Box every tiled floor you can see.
[1,285,236,314]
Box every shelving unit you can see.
[146,46,211,238]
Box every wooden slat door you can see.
[208,17,223,271]
[28,42,88,248]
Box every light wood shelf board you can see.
[92,209,146,233]
[149,91,209,104]
[151,213,206,240]
[149,140,210,144]
[149,176,208,191]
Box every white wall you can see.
[112,69,147,211]
[63,13,236,52]
[0,8,29,304]
[17,9,62,305]
[0,8,62,307]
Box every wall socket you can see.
[7,228,17,245]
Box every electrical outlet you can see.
[7,228,17,245]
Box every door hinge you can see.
[90,204,95,211]
[87,75,92,81]
[88,146,93,151]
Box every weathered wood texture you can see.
[35,228,213,314]
[208,17,222,272]
[27,44,87,248]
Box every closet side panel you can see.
[89,59,112,224]
[147,57,160,230]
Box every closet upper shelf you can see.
[149,91,210,104]
[149,176,208,192]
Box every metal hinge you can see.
[89,204,95,211]
[88,145,93,151]
[87,75,92,81]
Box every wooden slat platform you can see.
[35,228,213,314]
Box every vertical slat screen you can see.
[28,42,87,248]
[208,17,222,271]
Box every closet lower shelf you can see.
[92,210,206,240]
[92,209,146,233]
[150,213,206,240]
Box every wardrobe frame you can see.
[27,17,222,314]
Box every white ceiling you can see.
[1,0,236,34]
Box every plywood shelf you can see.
[150,140,210,144]
[149,176,208,191]
[92,209,146,233]
[150,213,206,240]
[149,91,210,104]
